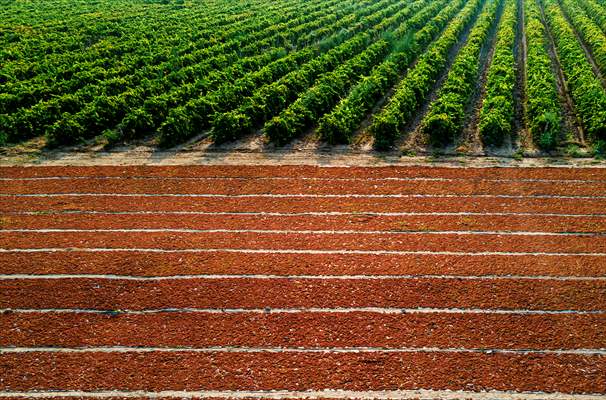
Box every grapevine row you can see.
[524,0,562,149]
[422,0,500,146]
[262,0,460,145]
[559,0,606,77]
[543,0,606,141]
[207,0,427,145]
[369,0,486,149]
[104,0,377,145]
[316,0,465,144]
[2,0,358,145]
[157,0,415,146]
[478,0,518,146]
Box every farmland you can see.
[1,164,606,399]
[2,0,606,157]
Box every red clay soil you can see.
[3,177,606,196]
[2,165,606,397]
[2,213,606,233]
[3,312,605,349]
[1,351,605,393]
[3,195,606,214]
[2,278,605,311]
[2,393,356,400]
[2,393,352,400]
[1,231,603,253]
[2,165,606,181]
[0,251,604,277]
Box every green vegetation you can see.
[317,0,465,144]
[525,0,562,149]
[370,0,486,149]
[421,0,500,146]
[1,0,606,156]
[543,0,606,142]
[478,0,517,146]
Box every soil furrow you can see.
[2,196,606,214]
[1,278,604,311]
[0,252,602,277]
[3,213,605,233]
[1,231,604,253]
[4,177,606,196]
[3,312,605,350]
[1,166,605,181]
[1,351,605,393]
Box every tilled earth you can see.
[1,164,605,399]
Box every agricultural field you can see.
[1,164,606,398]
[1,0,606,157]
[2,0,606,397]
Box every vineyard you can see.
[1,0,606,156]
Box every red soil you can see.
[1,231,603,253]
[2,278,604,311]
[2,213,606,233]
[3,195,605,214]
[1,351,605,393]
[2,164,606,397]
[0,251,603,277]
[2,165,605,180]
[3,312,605,349]
[3,177,606,196]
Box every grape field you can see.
[2,0,606,156]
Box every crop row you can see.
[524,0,562,149]
[207,1,421,145]
[262,0,465,145]
[576,0,606,35]
[3,0,304,87]
[2,0,378,145]
[316,0,466,144]
[1,0,333,114]
[105,0,383,145]
[369,0,486,149]
[421,0,500,146]
[158,0,421,146]
[3,0,606,152]
[560,0,606,78]
[543,0,606,142]
[478,0,517,146]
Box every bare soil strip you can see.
[0,391,605,400]
[3,177,606,196]
[1,352,605,393]
[0,252,602,277]
[3,213,605,232]
[2,164,605,397]
[3,195,606,214]
[3,312,604,349]
[2,165,605,180]
[2,278,604,311]
[1,231,603,253]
